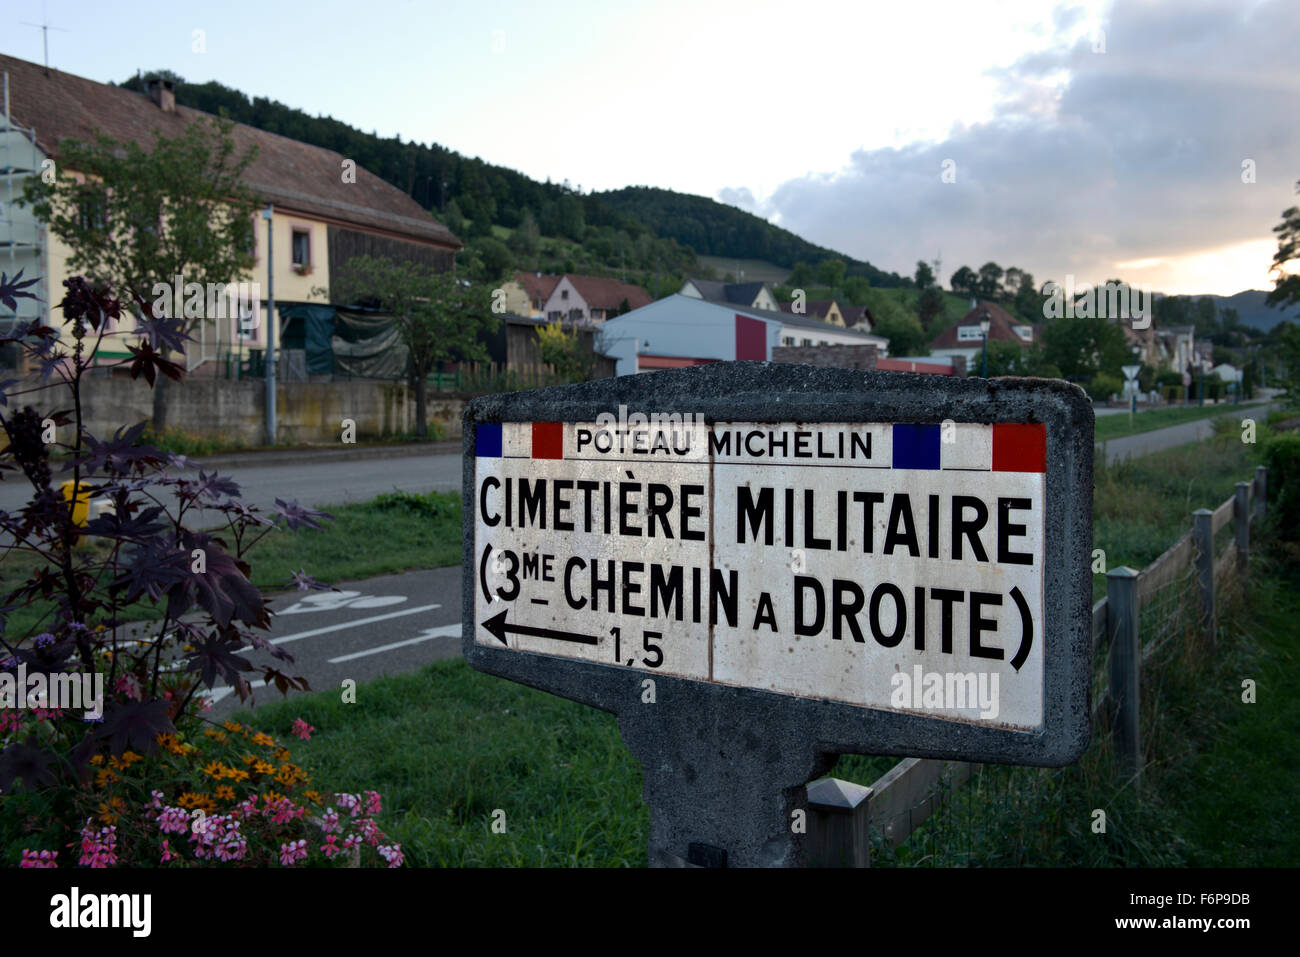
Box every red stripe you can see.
[531,421,563,459]
[992,423,1046,472]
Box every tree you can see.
[465,236,514,284]
[914,260,935,290]
[816,258,846,289]
[950,265,978,297]
[1041,315,1130,380]
[917,286,947,332]
[1266,178,1300,321]
[976,262,1004,299]
[535,320,593,383]
[874,313,929,357]
[329,256,498,437]
[841,276,872,306]
[443,198,468,237]
[789,261,815,288]
[508,209,541,263]
[22,117,259,429]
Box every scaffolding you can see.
[1,70,45,342]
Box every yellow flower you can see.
[263,790,284,805]
[252,760,275,777]
[250,732,275,748]
[222,720,244,735]
[94,768,118,788]
[89,755,104,767]
[202,729,229,744]
[119,751,142,766]
[273,747,291,763]
[177,792,216,812]
[215,785,236,801]
[226,767,250,782]
[240,752,257,766]
[304,790,322,805]
[201,761,228,780]
[97,802,118,825]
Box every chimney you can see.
[145,77,176,112]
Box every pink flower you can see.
[335,793,362,818]
[279,839,308,867]
[364,790,382,815]
[113,674,142,701]
[20,849,58,868]
[355,817,382,847]
[157,807,190,835]
[291,718,315,741]
[77,820,117,868]
[320,808,341,834]
[160,840,178,863]
[377,843,404,868]
[263,797,303,826]
[320,835,341,859]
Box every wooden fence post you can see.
[1254,465,1268,523]
[1235,481,1251,596]
[1106,567,1141,784]
[1193,508,1215,650]
[806,777,872,868]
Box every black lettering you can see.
[869,583,906,647]
[647,484,674,538]
[623,561,645,616]
[794,576,825,636]
[998,497,1034,565]
[519,479,545,529]
[804,489,831,549]
[931,587,965,653]
[564,557,586,609]
[591,560,615,612]
[650,564,683,620]
[854,491,884,553]
[552,480,574,532]
[619,482,641,536]
[970,591,1003,659]
[753,592,778,632]
[952,495,989,562]
[681,485,705,540]
[481,476,501,527]
[883,495,920,557]
[738,486,774,545]
[710,569,738,627]
[577,480,598,533]
[832,579,865,642]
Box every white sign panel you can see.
[473,417,1046,730]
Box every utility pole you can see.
[262,205,277,444]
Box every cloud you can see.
[739,0,1300,294]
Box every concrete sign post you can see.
[462,364,1094,867]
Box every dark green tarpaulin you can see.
[274,304,408,378]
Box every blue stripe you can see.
[476,423,502,458]
[892,423,940,469]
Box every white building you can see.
[596,294,888,376]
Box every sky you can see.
[2,0,1297,295]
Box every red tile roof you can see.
[0,53,459,249]
[929,301,1035,349]
[514,271,561,306]
[564,275,653,311]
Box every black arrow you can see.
[481,608,599,648]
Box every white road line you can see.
[328,623,462,664]
[239,604,443,651]
[206,679,267,706]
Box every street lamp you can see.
[979,316,991,377]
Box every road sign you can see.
[462,364,1094,866]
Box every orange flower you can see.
[250,732,275,748]
[94,768,118,788]
[240,752,257,766]
[201,761,229,780]
[176,792,216,812]
[226,768,250,782]
[222,720,244,735]
[252,760,275,777]
[89,755,104,767]
[303,790,322,805]
[202,729,229,744]
[273,747,291,763]
[215,785,236,801]
[97,802,118,825]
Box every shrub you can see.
[1087,373,1123,402]
[1261,431,1300,541]
[0,274,400,867]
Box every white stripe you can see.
[206,679,267,706]
[247,603,442,650]
[327,623,462,664]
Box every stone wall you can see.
[771,344,879,370]
[25,375,467,445]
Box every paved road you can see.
[1098,402,1278,465]
[203,566,463,717]
[0,450,462,518]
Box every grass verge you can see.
[1093,402,1265,443]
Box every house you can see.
[595,294,888,376]
[0,54,460,374]
[778,299,846,326]
[499,271,560,317]
[928,301,1035,369]
[541,274,653,325]
[1154,325,1196,373]
[838,304,875,331]
[680,278,781,312]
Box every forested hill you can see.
[597,186,904,286]
[115,71,898,283]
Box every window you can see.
[77,194,109,233]
[561,289,569,301]
[802,338,812,346]
[291,228,311,268]
[957,325,984,342]
[1014,325,1033,342]
[233,295,259,342]
[782,336,795,346]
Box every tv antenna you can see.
[21,4,69,74]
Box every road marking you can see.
[206,679,267,706]
[245,604,442,650]
[328,623,462,664]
